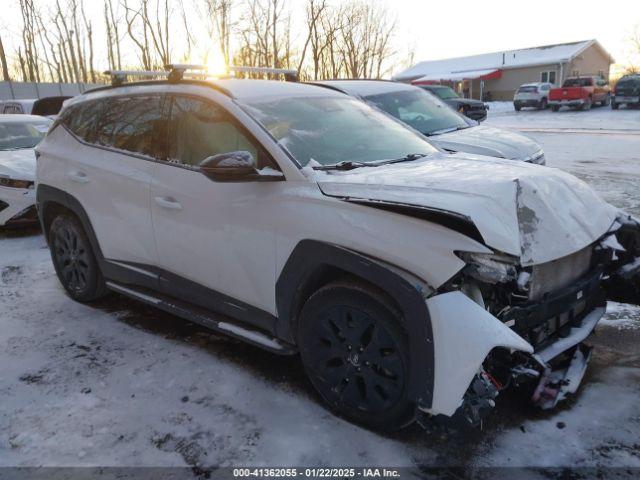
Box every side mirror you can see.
[200,151,284,182]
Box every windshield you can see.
[239,95,437,167]
[517,85,538,93]
[426,86,459,100]
[0,119,51,150]
[365,88,468,135]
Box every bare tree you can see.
[205,0,234,66]
[0,34,10,80]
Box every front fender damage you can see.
[424,290,607,425]
[423,291,532,418]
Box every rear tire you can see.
[601,94,611,107]
[612,101,619,110]
[551,105,560,112]
[539,98,547,110]
[297,280,415,431]
[49,214,108,302]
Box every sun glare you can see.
[206,53,228,77]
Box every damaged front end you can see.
[443,212,640,424]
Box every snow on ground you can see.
[1,108,640,475]
[485,101,640,132]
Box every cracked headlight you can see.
[458,252,519,284]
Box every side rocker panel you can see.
[276,239,435,408]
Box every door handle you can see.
[154,196,182,210]
[67,171,89,184]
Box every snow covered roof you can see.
[394,40,612,82]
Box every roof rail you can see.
[229,66,298,82]
[103,69,168,86]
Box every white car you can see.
[35,67,640,430]
[0,114,51,227]
[314,80,545,164]
[513,82,554,110]
[0,99,37,115]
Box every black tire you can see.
[514,102,521,111]
[539,98,548,110]
[49,214,108,302]
[612,101,619,110]
[297,280,415,431]
[551,105,560,112]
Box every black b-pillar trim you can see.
[275,239,435,408]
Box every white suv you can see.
[35,68,640,430]
[513,82,554,110]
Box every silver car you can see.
[313,80,545,165]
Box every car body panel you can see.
[38,126,157,265]
[430,125,542,162]
[314,153,617,265]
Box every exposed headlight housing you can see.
[0,177,33,189]
[457,252,519,284]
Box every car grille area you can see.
[500,245,603,351]
[528,246,593,301]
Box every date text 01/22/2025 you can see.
[232,468,401,478]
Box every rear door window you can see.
[94,95,167,159]
[65,100,103,143]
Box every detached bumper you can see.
[532,343,593,410]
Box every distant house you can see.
[393,39,614,101]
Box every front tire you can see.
[551,105,560,112]
[601,94,611,106]
[612,101,619,110]
[539,98,548,110]
[49,214,108,302]
[297,281,415,431]
[514,102,521,111]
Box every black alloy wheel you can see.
[298,281,414,430]
[49,215,107,302]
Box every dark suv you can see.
[418,84,488,121]
[612,74,640,110]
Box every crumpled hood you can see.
[429,125,541,161]
[0,148,36,181]
[316,153,617,265]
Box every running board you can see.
[105,281,296,355]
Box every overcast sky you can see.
[2,0,639,75]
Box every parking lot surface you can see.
[1,104,639,476]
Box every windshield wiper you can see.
[426,125,471,137]
[312,153,428,171]
[373,153,428,165]
[312,160,371,171]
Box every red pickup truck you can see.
[548,76,611,111]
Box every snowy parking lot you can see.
[1,104,640,477]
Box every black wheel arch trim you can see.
[275,239,435,408]
[37,184,105,261]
